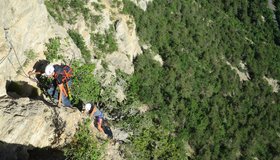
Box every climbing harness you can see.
[53,64,73,99]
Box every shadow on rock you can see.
[6,80,39,99]
[0,141,65,160]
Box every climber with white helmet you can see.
[28,60,59,101]
[83,102,113,138]
[84,102,105,134]
[45,63,73,107]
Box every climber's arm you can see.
[28,69,41,76]
[89,106,96,119]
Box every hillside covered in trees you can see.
[8,0,278,159]
[120,0,280,159]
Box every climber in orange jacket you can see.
[45,64,73,107]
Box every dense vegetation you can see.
[71,61,101,105]
[45,0,90,24]
[45,0,102,27]
[44,0,280,159]
[275,0,280,29]
[122,0,280,159]
[64,119,102,160]
[90,25,118,56]
[68,30,91,63]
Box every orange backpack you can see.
[54,65,73,83]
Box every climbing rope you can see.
[0,47,12,65]
[2,27,30,79]
[0,28,13,65]
[4,28,29,77]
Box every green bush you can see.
[111,0,122,8]
[23,49,37,67]
[91,26,118,55]
[64,119,102,160]
[91,2,105,12]
[71,61,101,104]
[45,0,66,24]
[44,37,62,62]
[89,15,103,29]
[68,30,91,63]
[69,0,90,21]
[45,0,99,26]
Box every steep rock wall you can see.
[0,0,82,96]
[64,0,142,102]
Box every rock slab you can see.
[0,97,82,148]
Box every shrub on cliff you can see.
[64,119,102,160]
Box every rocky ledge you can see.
[0,97,82,148]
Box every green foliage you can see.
[68,30,91,63]
[17,49,37,76]
[91,26,118,56]
[69,0,91,21]
[124,113,179,160]
[71,61,101,104]
[45,0,100,26]
[45,0,67,24]
[111,0,122,8]
[128,52,164,106]
[123,0,280,159]
[44,37,62,62]
[23,49,37,67]
[275,0,280,33]
[89,15,103,30]
[91,2,105,12]
[94,68,128,110]
[64,119,102,160]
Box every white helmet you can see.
[45,64,54,76]
[85,103,92,112]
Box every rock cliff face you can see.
[0,0,140,158]
[64,0,143,102]
[0,0,82,96]
[130,0,153,11]
[0,0,143,102]
[0,97,82,148]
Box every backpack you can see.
[54,65,73,83]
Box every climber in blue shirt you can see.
[84,103,105,134]
[83,102,113,139]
